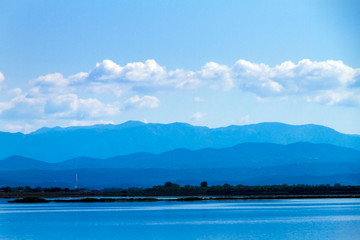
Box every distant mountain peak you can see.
[0,121,359,162]
[25,121,342,135]
[31,126,63,135]
[119,120,147,127]
[29,121,148,135]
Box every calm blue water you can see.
[0,198,359,240]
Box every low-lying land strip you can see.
[2,183,360,201]
[8,194,360,203]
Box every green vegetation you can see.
[121,182,360,197]
[1,182,360,199]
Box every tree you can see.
[164,182,179,188]
[4,186,12,193]
[200,181,208,188]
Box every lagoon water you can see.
[1,198,359,240]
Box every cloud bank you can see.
[124,95,160,110]
[0,59,359,132]
[68,58,359,105]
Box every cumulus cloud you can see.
[218,59,358,105]
[0,58,359,130]
[273,59,357,92]
[84,59,202,91]
[229,59,359,96]
[0,94,45,119]
[76,58,359,106]
[88,59,165,83]
[124,95,160,110]
[0,93,120,121]
[190,112,206,121]
[44,94,120,119]
[0,72,4,83]
[30,73,70,94]
[0,70,121,122]
[18,58,360,106]
[200,62,233,90]
[311,89,360,107]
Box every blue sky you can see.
[0,0,359,133]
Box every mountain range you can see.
[1,142,359,170]
[1,121,360,162]
[0,142,359,188]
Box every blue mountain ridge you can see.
[0,121,360,162]
[1,142,359,170]
[0,142,359,187]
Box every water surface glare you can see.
[0,198,359,239]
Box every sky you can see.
[0,0,359,134]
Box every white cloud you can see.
[5,59,360,101]
[229,59,360,98]
[0,101,12,114]
[123,59,167,82]
[311,89,360,107]
[83,59,202,91]
[124,95,160,109]
[200,62,233,90]
[29,73,71,95]
[0,94,45,119]
[349,72,360,89]
[7,88,23,96]
[32,73,69,88]
[272,59,357,92]
[19,58,359,106]
[0,72,5,91]
[89,59,123,81]
[69,72,89,83]
[0,72,4,83]
[88,59,167,83]
[1,58,359,130]
[82,58,360,105]
[0,93,120,121]
[190,112,206,121]
[232,59,284,94]
[44,94,120,119]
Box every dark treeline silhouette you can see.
[1,182,359,198]
[118,182,360,196]
[1,186,81,193]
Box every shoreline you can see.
[3,184,360,201]
[8,194,360,203]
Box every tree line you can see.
[1,182,359,197]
